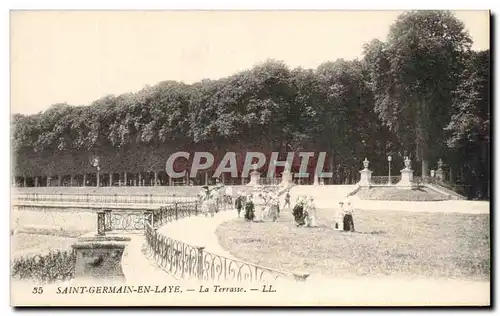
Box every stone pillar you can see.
[356,158,372,188]
[248,169,261,186]
[396,157,414,189]
[96,171,100,187]
[70,175,74,187]
[221,173,225,185]
[154,171,158,186]
[23,176,27,187]
[397,168,414,188]
[124,172,128,186]
[71,235,130,282]
[138,173,142,186]
[83,174,87,187]
[34,176,39,187]
[205,172,209,185]
[435,159,444,181]
[109,173,113,187]
[169,175,172,186]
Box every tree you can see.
[363,10,473,177]
[445,49,490,198]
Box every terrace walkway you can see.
[155,203,490,306]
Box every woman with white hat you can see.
[343,200,355,232]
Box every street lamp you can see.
[387,155,392,185]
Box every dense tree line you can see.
[11,11,490,199]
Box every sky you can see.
[10,10,490,115]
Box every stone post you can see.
[396,156,415,189]
[435,158,444,181]
[83,174,87,187]
[248,166,261,186]
[205,172,209,185]
[96,171,100,187]
[69,175,74,187]
[154,171,158,186]
[138,173,142,186]
[97,211,106,236]
[356,158,373,187]
[104,210,112,232]
[23,176,27,187]
[71,234,131,282]
[109,173,113,187]
[124,172,128,186]
[34,176,39,187]
[313,174,319,186]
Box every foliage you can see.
[363,10,473,172]
[11,11,490,198]
[11,249,76,283]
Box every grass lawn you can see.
[355,187,448,201]
[11,209,96,259]
[216,207,490,281]
[11,233,77,259]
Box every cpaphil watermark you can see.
[165,152,334,179]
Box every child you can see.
[283,191,291,209]
[334,201,345,231]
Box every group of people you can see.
[234,189,282,222]
[292,194,355,232]
[334,200,355,232]
[198,183,227,217]
[291,196,316,227]
[200,184,355,232]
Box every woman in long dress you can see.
[343,201,355,232]
[244,195,255,221]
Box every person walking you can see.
[343,201,355,232]
[235,194,243,218]
[283,191,291,209]
[244,195,255,221]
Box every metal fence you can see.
[144,222,299,283]
[12,193,197,205]
[371,176,402,185]
[96,201,200,234]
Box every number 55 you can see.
[32,287,43,294]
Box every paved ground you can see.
[10,186,490,306]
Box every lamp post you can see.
[387,155,392,185]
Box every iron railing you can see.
[371,176,402,185]
[96,201,200,234]
[144,222,297,283]
[11,193,197,205]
